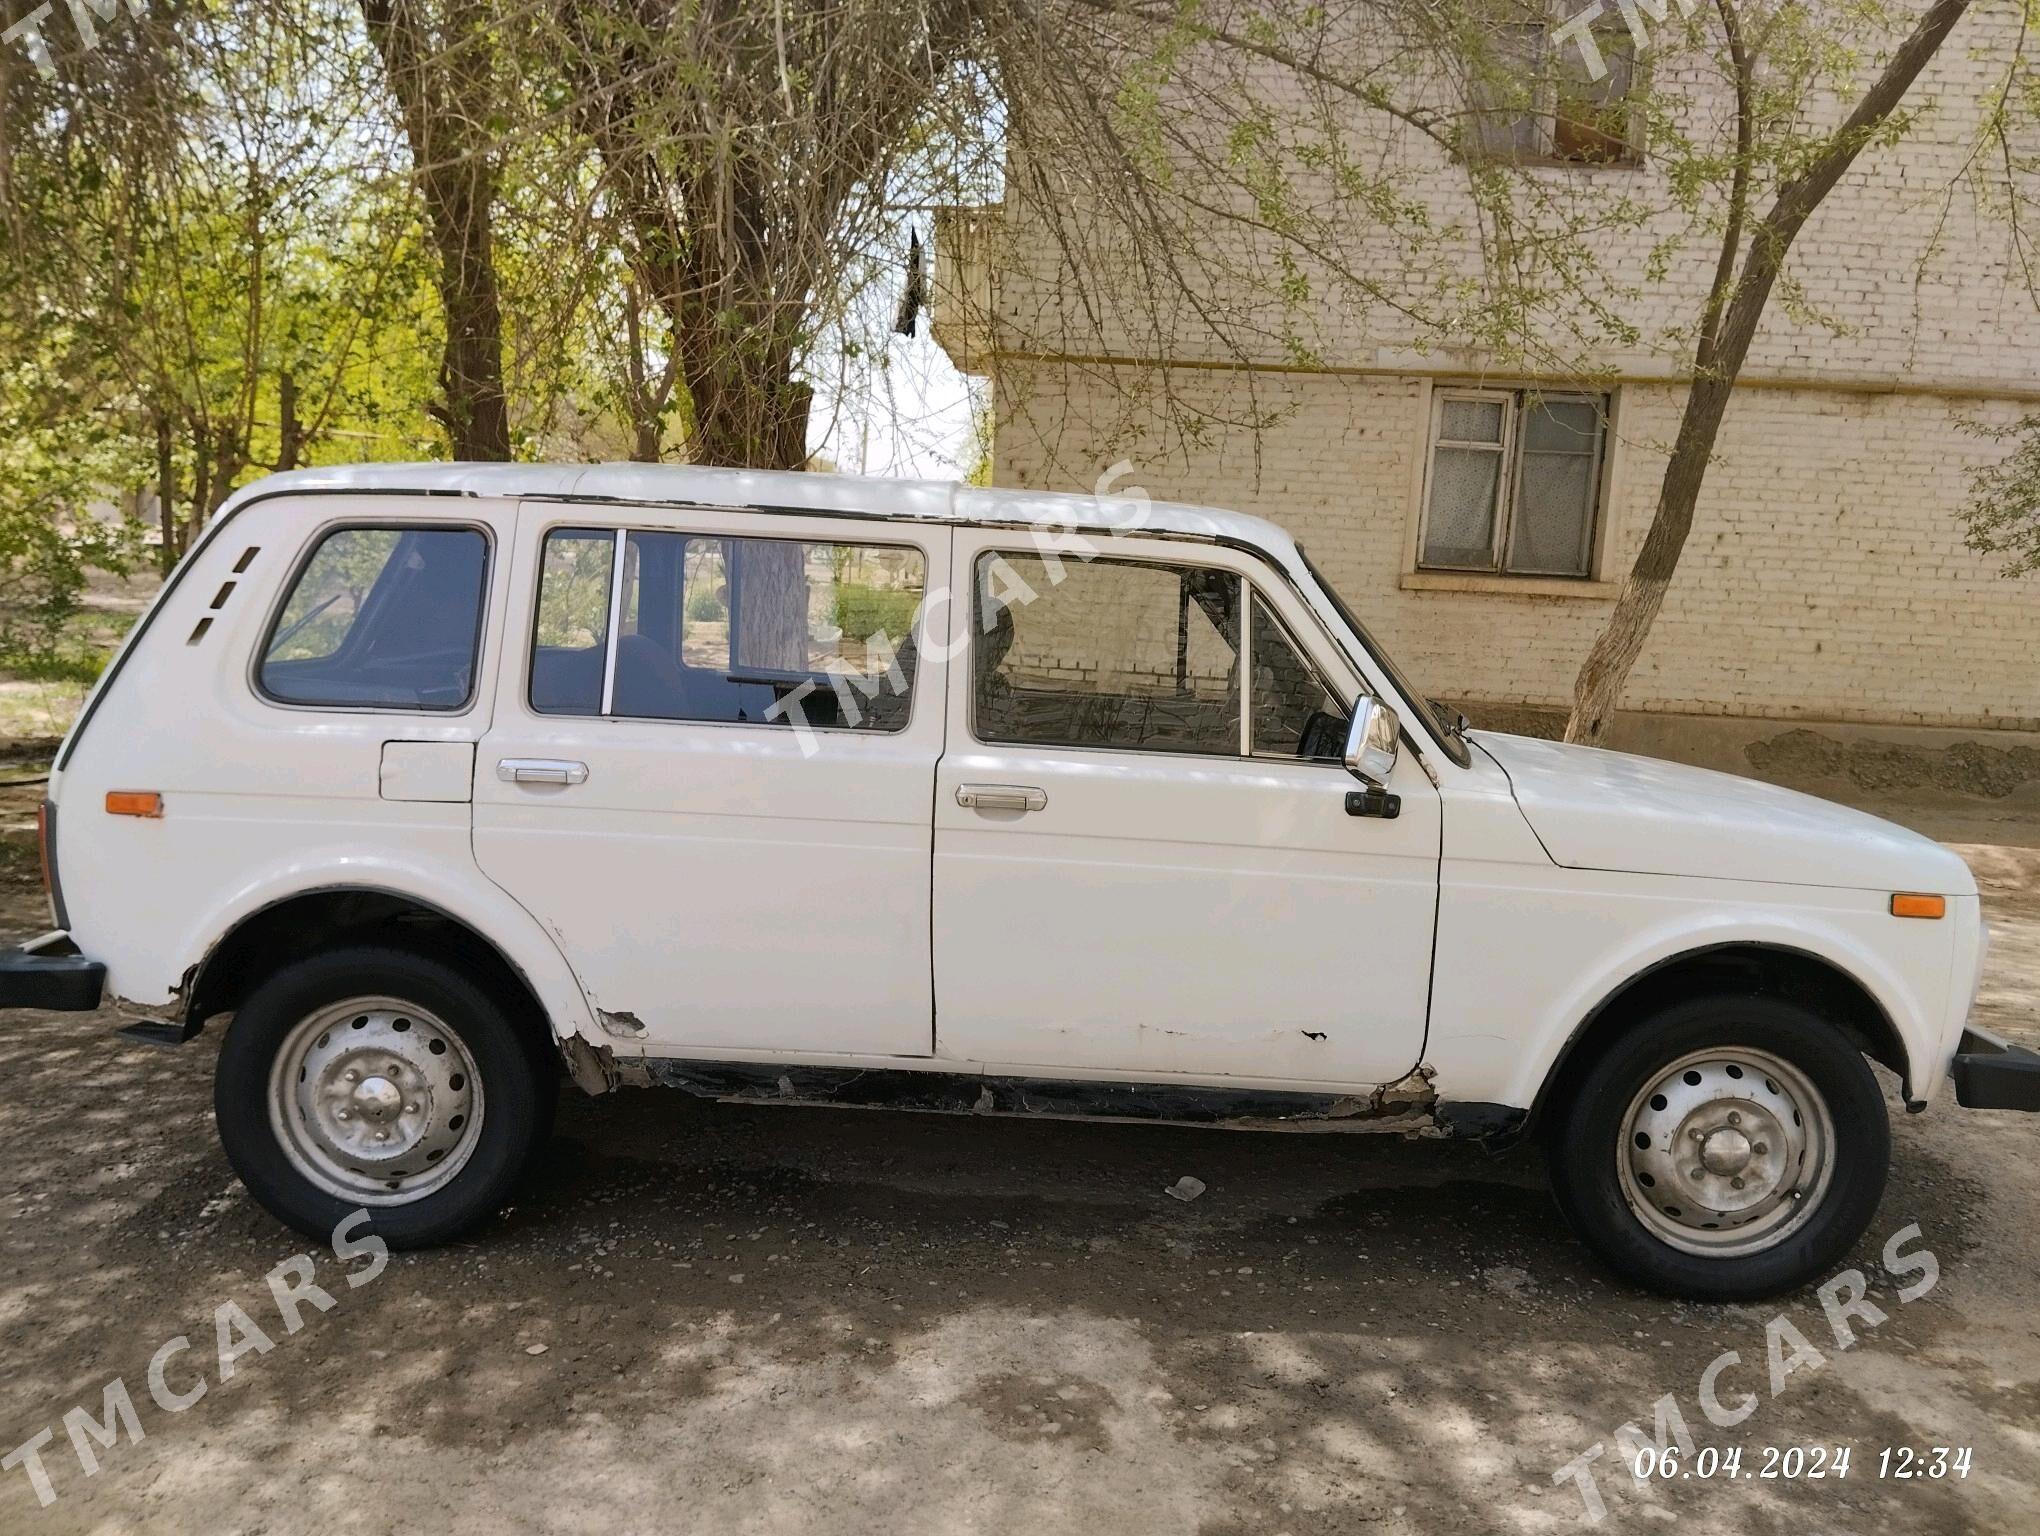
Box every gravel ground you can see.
[2,850,2037,1535]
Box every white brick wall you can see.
[972,3,2040,730]
[994,367,2040,730]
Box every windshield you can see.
[1296,545,1471,769]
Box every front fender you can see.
[1424,869,1960,1112]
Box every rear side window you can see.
[528,529,616,714]
[259,525,489,710]
[530,526,925,731]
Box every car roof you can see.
[220,462,1304,568]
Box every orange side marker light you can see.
[105,791,163,819]
[1889,893,1945,920]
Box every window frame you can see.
[1463,15,1644,171]
[251,518,494,716]
[967,548,1351,766]
[1416,388,1610,581]
[1551,24,1642,167]
[524,519,932,735]
[1246,589,1348,763]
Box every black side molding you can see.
[1951,1026,2040,1112]
[0,936,106,1012]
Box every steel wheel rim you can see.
[267,995,485,1205]
[1617,1046,1835,1258]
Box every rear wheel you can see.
[215,946,554,1248]
[1548,995,1889,1301]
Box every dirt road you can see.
[2,855,2037,1535]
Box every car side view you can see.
[4,462,2036,1301]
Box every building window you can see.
[1466,19,1641,168]
[1419,390,1608,579]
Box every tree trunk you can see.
[155,411,178,576]
[276,369,303,470]
[732,540,811,671]
[686,367,814,472]
[360,0,510,461]
[620,287,678,462]
[188,428,211,554]
[1564,375,1737,743]
[673,273,814,472]
[1563,0,1973,745]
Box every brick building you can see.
[930,6,2040,753]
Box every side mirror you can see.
[1343,696,1400,785]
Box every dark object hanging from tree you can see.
[894,228,926,336]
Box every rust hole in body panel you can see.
[597,1009,648,1039]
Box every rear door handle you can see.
[497,757,589,786]
[956,783,1047,813]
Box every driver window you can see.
[974,552,1240,756]
[1249,596,1346,760]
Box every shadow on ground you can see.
[2,996,2029,1535]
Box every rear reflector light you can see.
[105,790,163,818]
[1890,893,1945,920]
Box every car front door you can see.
[931,532,1439,1088]
[474,502,950,1060]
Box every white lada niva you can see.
[6,463,2034,1300]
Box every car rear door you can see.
[473,500,950,1060]
[931,530,1439,1088]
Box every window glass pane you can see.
[1509,454,1598,575]
[530,529,615,715]
[1250,597,1346,759]
[1507,397,1603,577]
[1555,32,1638,163]
[1521,397,1601,452]
[1439,398,1505,443]
[680,541,731,668]
[975,553,1240,756]
[1466,24,1548,160]
[610,532,923,731]
[1422,446,1503,568]
[261,525,486,710]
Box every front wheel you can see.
[215,945,554,1248]
[1547,996,1890,1301]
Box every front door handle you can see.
[956,783,1047,813]
[498,757,589,786]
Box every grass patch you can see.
[0,645,113,686]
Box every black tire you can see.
[214,945,555,1249]
[1547,995,1890,1302]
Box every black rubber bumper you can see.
[0,935,105,1012]
[1951,1026,2040,1111]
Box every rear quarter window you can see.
[258,524,489,710]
